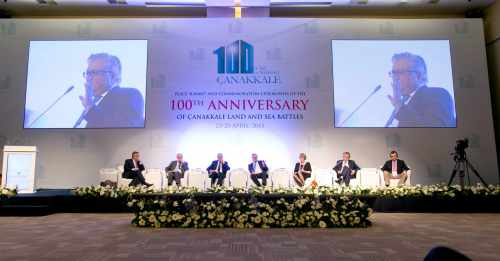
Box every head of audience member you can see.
[132,151,140,162]
[390,52,428,97]
[251,153,258,162]
[217,153,224,162]
[389,151,398,161]
[85,53,122,97]
[176,153,183,162]
[342,152,351,161]
[299,153,307,164]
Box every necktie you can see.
[218,161,222,173]
[133,160,137,169]
[392,160,397,173]
[385,95,410,127]
[253,162,257,173]
[93,95,104,106]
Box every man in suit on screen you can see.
[387,52,455,127]
[122,151,152,187]
[78,53,144,128]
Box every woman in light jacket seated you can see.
[293,153,312,187]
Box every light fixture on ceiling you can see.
[36,0,58,5]
[107,0,127,4]
[270,1,333,7]
[145,0,206,7]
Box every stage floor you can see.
[0,213,498,260]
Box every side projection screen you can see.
[24,40,148,129]
[332,40,456,128]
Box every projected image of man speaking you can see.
[24,40,147,128]
[332,40,456,128]
[386,52,455,127]
[76,53,144,128]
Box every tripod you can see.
[447,153,488,188]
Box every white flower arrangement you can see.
[0,187,17,198]
[128,193,373,229]
[75,184,500,201]
[72,184,500,228]
[74,185,155,199]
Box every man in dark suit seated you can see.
[207,153,230,187]
[386,52,455,127]
[165,153,189,187]
[77,53,144,128]
[122,151,152,187]
[381,150,410,187]
[333,152,360,186]
[248,153,269,187]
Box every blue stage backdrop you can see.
[0,18,497,188]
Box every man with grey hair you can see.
[77,53,144,128]
[207,153,230,187]
[165,153,189,187]
[386,52,455,127]
[248,153,269,187]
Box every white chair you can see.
[186,168,208,190]
[378,168,412,187]
[116,165,132,187]
[145,168,164,190]
[228,168,249,188]
[314,169,334,187]
[180,171,189,187]
[99,168,119,184]
[270,168,291,188]
[358,168,380,188]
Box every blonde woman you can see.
[293,153,312,187]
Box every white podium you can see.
[1,146,37,193]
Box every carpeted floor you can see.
[0,213,499,261]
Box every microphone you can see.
[27,86,74,128]
[338,85,382,127]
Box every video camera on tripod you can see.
[448,138,488,188]
[452,138,469,161]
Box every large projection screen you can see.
[332,40,456,128]
[24,40,148,129]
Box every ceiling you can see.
[0,0,496,17]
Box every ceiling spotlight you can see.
[36,0,58,5]
[108,0,128,4]
[354,0,368,5]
